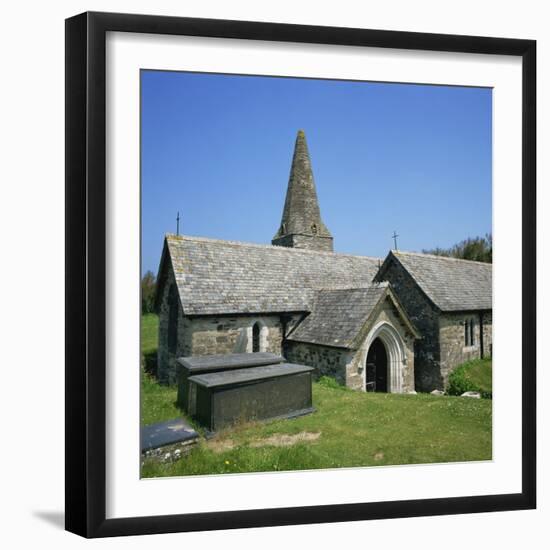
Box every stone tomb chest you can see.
[188,363,314,432]
[176,352,284,414]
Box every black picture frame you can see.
[65,11,536,538]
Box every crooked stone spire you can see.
[272,130,333,252]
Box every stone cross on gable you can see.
[392,230,399,251]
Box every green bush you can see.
[447,359,492,399]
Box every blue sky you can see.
[141,70,492,275]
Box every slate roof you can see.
[159,234,381,316]
[288,285,389,349]
[384,251,492,312]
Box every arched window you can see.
[167,285,178,354]
[252,322,261,353]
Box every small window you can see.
[252,322,261,353]
[464,318,475,347]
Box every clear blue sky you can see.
[141,70,492,275]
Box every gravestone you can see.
[176,352,284,414]
[188,363,315,432]
[141,417,198,451]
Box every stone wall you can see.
[157,268,191,385]
[481,311,493,358]
[376,257,441,392]
[284,341,351,385]
[439,310,493,387]
[189,315,283,357]
[272,233,334,252]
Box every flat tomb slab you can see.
[188,363,314,432]
[140,417,199,452]
[178,352,284,371]
[176,352,285,413]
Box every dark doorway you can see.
[252,322,261,353]
[366,338,388,392]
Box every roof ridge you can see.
[166,233,381,261]
[314,282,388,292]
[392,249,492,266]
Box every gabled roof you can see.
[287,283,420,349]
[376,250,492,312]
[157,234,381,316]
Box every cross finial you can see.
[392,230,399,250]
[176,212,180,236]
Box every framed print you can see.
[65,11,536,538]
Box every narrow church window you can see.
[464,319,475,347]
[252,322,261,353]
[168,285,178,354]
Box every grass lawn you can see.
[140,314,492,477]
[462,358,492,394]
[141,313,180,426]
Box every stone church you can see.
[154,130,492,393]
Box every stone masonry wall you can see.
[376,257,442,392]
[439,311,493,387]
[189,315,283,357]
[482,311,493,358]
[284,341,351,385]
[157,268,191,385]
[272,233,334,252]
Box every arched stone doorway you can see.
[363,322,407,393]
[366,337,388,392]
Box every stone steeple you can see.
[272,130,333,252]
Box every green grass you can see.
[141,314,180,426]
[141,313,158,356]
[140,314,492,477]
[447,358,492,398]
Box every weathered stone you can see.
[461,391,481,399]
[141,417,199,452]
[272,130,333,252]
[376,251,492,392]
[431,389,445,396]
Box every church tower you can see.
[272,130,334,252]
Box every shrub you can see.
[446,359,492,399]
[447,366,478,396]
